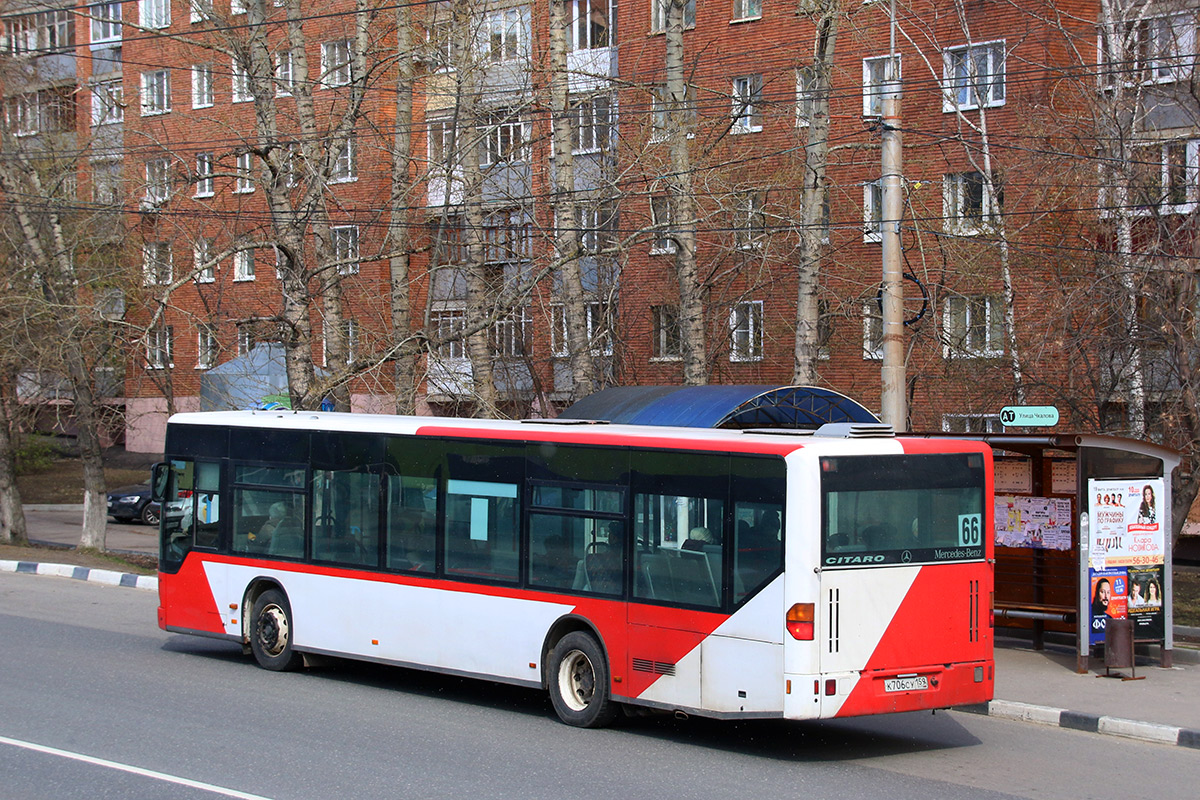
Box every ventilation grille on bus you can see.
[632,658,677,676]
[814,423,895,439]
[828,587,840,654]
[969,579,981,643]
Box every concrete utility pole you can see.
[879,0,907,431]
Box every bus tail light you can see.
[786,603,815,640]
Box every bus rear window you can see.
[821,454,985,567]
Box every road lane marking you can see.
[0,734,273,800]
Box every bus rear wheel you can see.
[548,632,618,728]
[250,588,304,671]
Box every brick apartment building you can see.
[2,0,1196,454]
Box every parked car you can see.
[106,484,161,525]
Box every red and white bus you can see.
[155,411,993,727]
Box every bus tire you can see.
[548,631,618,728]
[250,588,304,671]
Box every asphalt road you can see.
[3,572,1199,800]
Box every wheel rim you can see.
[557,649,595,713]
[143,507,160,525]
[256,603,290,658]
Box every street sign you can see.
[999,405,1059,427]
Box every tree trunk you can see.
[390,5,418,415]
[0,370,29,546]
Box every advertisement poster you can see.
[1127,565,1165,640]
[993,496,1072,550]
[1088,568,1128,646]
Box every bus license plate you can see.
[884,676,928,693]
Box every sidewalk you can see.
[11,505,1200,747]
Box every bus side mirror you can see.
[151,462,169,502]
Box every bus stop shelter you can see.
[915,432,1181,673]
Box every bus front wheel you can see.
[548,632,618,728]
[250,588,304,671]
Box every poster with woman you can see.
[1086,478,1165,645]
[1127,565,1165,640]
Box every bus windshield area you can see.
[820,453,986,567]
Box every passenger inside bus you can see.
[576,522,624,594]
[681,526,718,551]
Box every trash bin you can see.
[1104,617,1134,669]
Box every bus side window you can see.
[192,461,221,550]
[312,469,380,567]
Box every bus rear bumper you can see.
[783,660,995,719]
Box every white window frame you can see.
[146,326,174,370]
[140,70,171,116]
[235,152,254,193]
[649,194,676,254]
[734,190,766,250]
[651,0,694,33]
[196,324,218,369]
[943,294,1004,358]
[862,302,883,360]
[191,64,214,108]
[731,74,763,133]
[568,0,610,51]
[481,6,530,64]
[650,304,681,361]
[145,158,171,204]
[231,0,248,14]
[1131,139,1200,213]
[189,0,213,23]
[479,113,530,166]
[863,54,900,117]
[795,67,817,128]
[332,225,360,274]
[432,306,468,361]
[232,58,252,103]
[90,80,123,126]
[863,179,883,242]
[941,413,1003,434]
[732,0,761,23]
[143,241,172,285]
[321,39,353,88]
[729,300,764,362]
[331,136,357,183]
[944,171,1000,234]
[139,0,170,30]
[571,94,613,154]
[490,307,531,358]
[194,238,215,283]
[275,50,296,97]
[550,301,615,357]
[943,40,1006,112]
[90,3,122,44]
[194,153,214,197]
[234,249,255,281]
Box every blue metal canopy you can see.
[559,385,879,429]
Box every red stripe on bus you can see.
[414,426,805,456]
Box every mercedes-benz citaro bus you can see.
[154,411,993,727]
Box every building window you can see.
[942,414,1003,433]
[571,94,613,154]
[863,54,900,117]
[194,238,215,283]
[490,308,531,358]
[482,6,530,63]
[194,153,214,197]
[1101,13,1196,86]
[92,159,123,204]
[4,89,74,135]
[732,0,761,22]
[734,190,766,250]
[944,171,1001,233]
[145,158,171,204]
[428,117,457,165]
[650,83,696,141]
[480,112,529,166]
[321,40,353,87]
[944,294,1004,358]
[332,226,360,274]
[432,307,467,360]
[649,194,676,254]
[795,67,818,127]
[651,0,694,33]
[862,302,883,360]
[236,321,277,355]
[143,241,172,285]
[197,324,218,369]
[576,201,617,256]
[551,301,615,357]
[730,300,763,362]
[141,70,170,116]
[863,179,883,242]
[944,41,1006,111]
[139,0,170,29]
[232,58,252,102]
[651,304,681,360]
[275,50,296,96]
[231,0,248,14]
[234,249,255,281]
[90,3,122,44]
[1132,140,1199,211]
[235,152,254,193]
[91,80,123,126]
[189,0,214,23]
[329,319,360,365]
[331,136,356,182]
[731,75,763,133]
[568,0,609,51]
[427,10,454,70]
[147,326,174,369]
[4,9,74,55]
[192,64,213,108]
